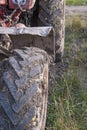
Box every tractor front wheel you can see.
[0,47,48,130]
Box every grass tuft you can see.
[46,16,87,130]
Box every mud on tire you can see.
[0,47,48,130]
[39,0,65,61]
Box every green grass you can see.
[66,0,87,5]
[46,71,87,130]
[46,20,87,130]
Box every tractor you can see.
[0,0,65,130]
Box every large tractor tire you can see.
[0,47,48,130]
[36,0,65,62]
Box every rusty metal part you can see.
[0,26,55,61]
[0,34,12,50]
[0,34,12,59]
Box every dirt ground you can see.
[66,6,87,15]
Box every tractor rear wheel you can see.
[39,0,65,62]
[0,47,48,130]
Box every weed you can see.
[72,17,81,31]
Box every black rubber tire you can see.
[39,0,65,62]
[0,47,48,130]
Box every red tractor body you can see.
[9,0,36,9]
[0,0,36,9]
[0,0,36,27]
[0,0,7,5]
